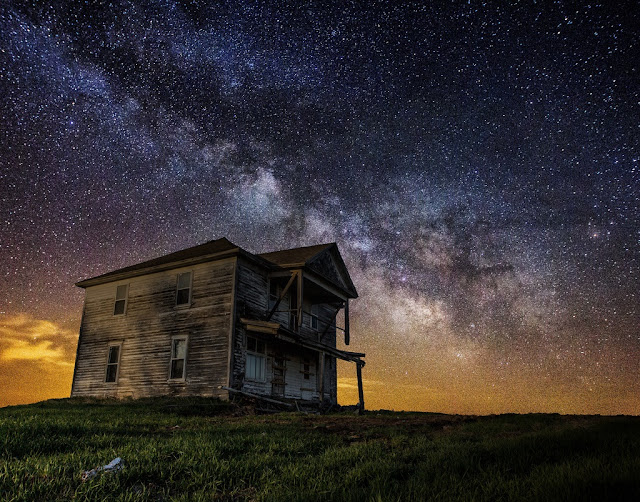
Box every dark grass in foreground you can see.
[1,398,639,501]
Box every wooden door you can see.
[272,357,286,397]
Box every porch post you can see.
[356,361,365,413]
[344,299,350,345]
[318,351,325,402]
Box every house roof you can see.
[260,242,358,298]
[76,238,241,287]
[76,238,357,298]
[258,242,334,267]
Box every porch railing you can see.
[264,307,346,334]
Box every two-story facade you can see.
[70,238,365,409]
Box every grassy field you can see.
[1,398,639,501]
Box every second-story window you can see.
[310,305,319,330]
[176,272,192,306]
[289,293,298,330]
[113,284,128,315]
[269,281,278,309]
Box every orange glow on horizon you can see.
[2,312,638,416]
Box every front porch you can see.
[240,318,366,411]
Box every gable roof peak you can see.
[258,242,336,267]
[259,242,357,298]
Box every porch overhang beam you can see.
[238,318,365,364]
[271,268,352,302]
[273,331,365,364]
[242,319,280,335]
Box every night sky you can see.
[1,1,638,414]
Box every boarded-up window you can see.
[246,337,265,381]
[113,285,128,315]
[176,272,192,305]
[105,344,121,383]
[170,336,188,379]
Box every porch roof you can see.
[240,318,365,366]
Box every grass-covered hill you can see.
[1,398,639,501]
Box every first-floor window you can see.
[105,344,121,383]
[170,336,188,380]
[246,336,266,381]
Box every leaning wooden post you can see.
[266,272,297,321]
[356,361,365,413]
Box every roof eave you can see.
[76,247,243,288]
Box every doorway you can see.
[272,356,286,397]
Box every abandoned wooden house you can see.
[70,238,365,409]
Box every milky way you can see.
[1,1,638,413]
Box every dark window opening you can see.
[105,345,120,383]
[247,336,265,354]
[113,285,128,315]
[176,272,191,305]
[170,338,187,379]
[269,281,278,308]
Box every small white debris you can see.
[81,457,123,482]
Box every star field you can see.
[0,0,638,413]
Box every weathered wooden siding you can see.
[71,257,236,399]
[308,303,338,402]
[282,349,317,400]
[231,257,338,403]
[309,250,349,292]
[231,258,267,391]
